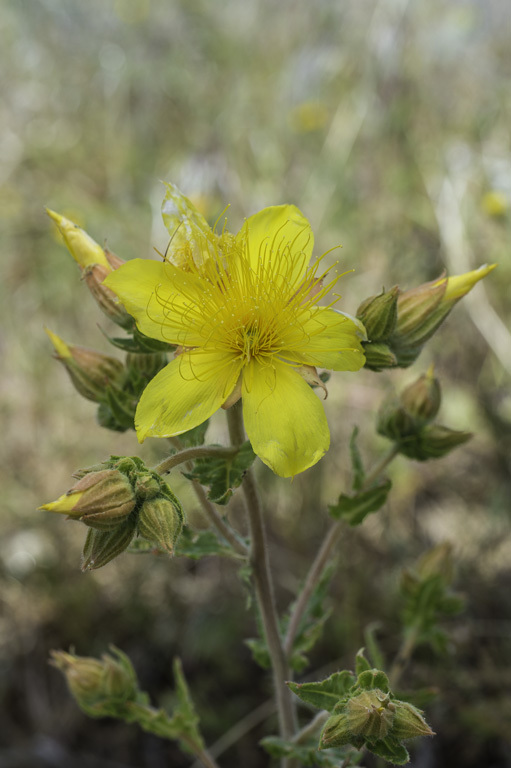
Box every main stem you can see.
[226,404,296,742]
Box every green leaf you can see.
[183,440,256,505]
[245,637,271,670]
[101,326,176,354]
[170,658,204,752]
[328,479,391,526]
[366,736,409,765]
[288,671,356,712]
[175,527,244,560]
[355,648,371,676]
[349,426,365,491]
[178,420,209,448]
[357,669,390,693]
[363,623,385,670]
[261,736,358,767]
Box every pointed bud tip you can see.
[45,327,71,358]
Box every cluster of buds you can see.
[50,647,138,719]
[320,666,433,762]
[377,367,471,460]
[39,456,184,569]
[357,264,495,370]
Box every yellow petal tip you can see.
[45,327,71,358]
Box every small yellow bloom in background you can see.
[105,187,366,477]
[481,190,509,219]
[46,209,111,271]
[290,101,329,133]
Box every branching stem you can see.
[284,444,400,658]
[162,437,248,558]
[154,445,239,475]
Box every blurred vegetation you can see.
[1,0,511,766]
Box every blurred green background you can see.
[1,0,511,766]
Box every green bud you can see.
[362,342,397,371]
[83,262,134,330]
[377,397,417,442]
[81,518,136,570]
[397,423,472,461]
[39,469,136,530]
[320,711,355,749]
[135,473,162,500]
[399,367,441,425]
[126,351,168,379]
[320,689,395,749]
[389,265,495,367]
[137,494,184,554]
[46,329,124,403]
[357,286,399,342]
[51,647,137,714]
[392,278,446,350]
[392,700,434,740]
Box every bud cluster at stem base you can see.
[318,661,434,764]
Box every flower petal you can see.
[104,258,205,346]
[235,205,313,290]
[135,350,242,441]
[242,359,330,477]
[161,182,218,268]
[285,308,366,371]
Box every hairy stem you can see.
[154,445,239,475]
[284,445,400,657]
[226,404,297,744]
[388,625,420,688]
[164,437,248,558]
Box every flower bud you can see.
[400,367,441,425]
[104,247,126,270]
[357,286,399,342]
[397,423,472,461]
[46,209,111,271]
[362,342,397,372]
[125,352,168,380]
[39,469,136,529]
[390,265,496,366]
[81,518,136,570]
[83,263,134,329]
[137,494,184,554]
[51,647,137,713]
[46,329,124,403]
[320,689,395,749]
[377,397,417,442]
[392,700,434,740]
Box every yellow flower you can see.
[105,196,365,477]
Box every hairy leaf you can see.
[183,441,256,504]
[288,671,356,712]
[328,479,391,526]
